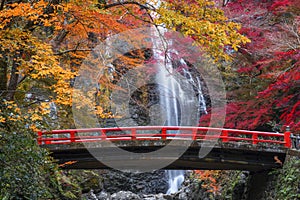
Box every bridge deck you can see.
[44,140,287,171]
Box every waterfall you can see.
[152,28,207,194]
[196,77,208,115]
[156,57,186,195]
[155,55,181,128]
[166,170,185,194]
[154,35,185,194]
[147,0,207,194]
[180,58,207,115]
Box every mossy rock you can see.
[80,175,103,194]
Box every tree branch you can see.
[102,1,154,11]
[17,75,27,85]
[51,29,69,50]
[54,48,92,55]
[107,0,156,25]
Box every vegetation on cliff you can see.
[191,156,299,200]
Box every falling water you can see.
[155,55,182,127]
[181,58,207,115]
[166,170,185,194]
[155,53,186,194]
[152,28,207,194]
[196,77,208,115]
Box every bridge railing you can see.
[37,126,292,148]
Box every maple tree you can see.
[0,0,75,131]
[155,0,250,61]
[200,0,299,134]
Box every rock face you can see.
[82,170,268,200]
[81,170,195,200]
[84,170,266,200]
[81,170,193,200]
[100,170,169,195]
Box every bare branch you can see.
[54,48,92,55]
[51,29,69,49]
[102,1,154,11]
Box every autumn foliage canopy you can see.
[0,0,298,132]
[200,0,300,134]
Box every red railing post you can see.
[161,127,167,140]
[131,128,136,140]
[100,130,107,140]
[222,130,229,142]
[284,126,291,148]
[70,131,76,143]
[192,128,197,140]
[252,133,258,145]
[37,131,42,145]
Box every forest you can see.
[0,0,299,199]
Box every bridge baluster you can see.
[37,131,42,145]
[131,128,136,140]
[100,130,107,140]
[161,128,167,140]
[222,130,229,142]
[70,131,76,143]
[284,127,291,148]
[192,128,197,140]
[252,133,258,145]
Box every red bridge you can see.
[38,126,292,171]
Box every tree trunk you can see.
[0,57,8,99]
[0,0,5,11]
[6,60,19,100]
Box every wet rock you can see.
[83,190,99,200]
[81,175,103,194]
[111,191,141,200]
[177,192,188,200]
[101,170,168,194]
[142,193,171,200]
[84,190,174,200]
[97,191,111,200]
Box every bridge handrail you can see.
[37,126,292,148]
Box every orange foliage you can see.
[194,170,220,194]
[59,161,77,167]
[0,0,250,127]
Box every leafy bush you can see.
[275,156,300,200]
[0,100,81,199]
